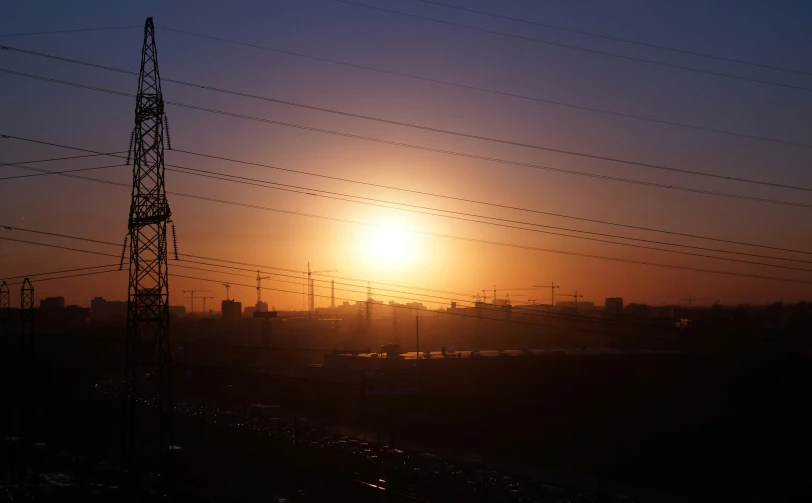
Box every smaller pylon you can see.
[0,281,9,310]
[20,278,34,352]
[0,280,9,339]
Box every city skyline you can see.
[2,0,811,310]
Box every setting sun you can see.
[359,219,419,269]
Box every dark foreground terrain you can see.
[3,327,812,502]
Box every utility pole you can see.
[123,17,174,494]
[200,296,214,314]
[331,280,335,309]
[182,289,211,314]
[222,282,231,301]
[367,282,372,329]
[309,276,315,315]
[533,282,559,306]
[307,263,337,315]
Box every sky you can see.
[1,0,811,310]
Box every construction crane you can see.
[256,270,272,306]
[200,296,214,314]
[307,262,337,313]
[559,290,584,308]
[680,296,714,307]
[182,289,212,314]
[487,285,534,305]
[222,282,232,301]
[533,282,560,306]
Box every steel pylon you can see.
[0,281,9,340]
[20,279,34,353]
[123,17,174,491]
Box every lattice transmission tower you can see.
[20,278,34,352]
[123,17,174,483]
[0,281,9,339]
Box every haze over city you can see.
[1,1,811,502]
[2,1,810,310]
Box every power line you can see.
[169,149,812,256]
[0,163,127,181]
[171,259,670,330]
[1,151,127,166]
[0,223,489,299]
[2,55,807,192]
[329,0,812,92]
[169,271,646,335]
[173,253,662,326]
[146,30,811,149]
[0,25,139,38]
[161,201,812,285]
[5,136,811,269]
[4,73,812,210]
[178,253,471,298]
[0,149,127,180]
[0,225,120,247]
[164,164,812,269]
[0,223,779,332]
[0,232,759,330]
[1,180,810,285]
[1,269,121,287]
[168,267,804,348]
[410,0,812,77]
[8,146,812,267]
[163,105,812,208]
[0,263,122,282]
[0,222,793,330]
[0,224,797,329]
[0,225,613,325]
[0,236,120,258]
[137,81,812,190]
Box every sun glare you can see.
[360,220,419,269]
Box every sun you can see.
[360,219,419,269]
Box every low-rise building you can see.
[40,296,65,309]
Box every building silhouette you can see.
[222,299,242,323]
[40,296,65,309]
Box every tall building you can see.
[605,298,624,314]
[255,301,268,313]
[222,299,242,323]
[40,296,65,309]
[91,297,127,321]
